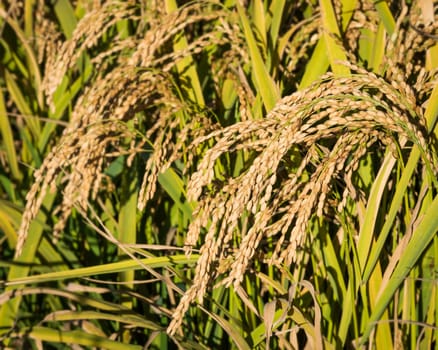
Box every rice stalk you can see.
[167,62,438,334]
[15,1,235,256]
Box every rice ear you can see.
[168,65,437,333]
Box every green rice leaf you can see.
[299,40,329,89]
[0,8,43,107]
[236,3,279,112]
[361,193,438,344]
[42,310,161,330]
[358,154,396,272]
[319,0,350,76]
[158,168,194,220]
[373,0,396,36]
[0,90,21,180]
[6,254,200,287]
[17,326,142,350]
[370,22,386,72]
[164,0,205,106]
[54,0,77,39]
[268,0,285,45]
[0,209,16,247]
[252,0,267,48]
[5,71,40,137]
[201,306,252,350]
[0,192,56,335]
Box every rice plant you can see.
[1,0,437,349]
